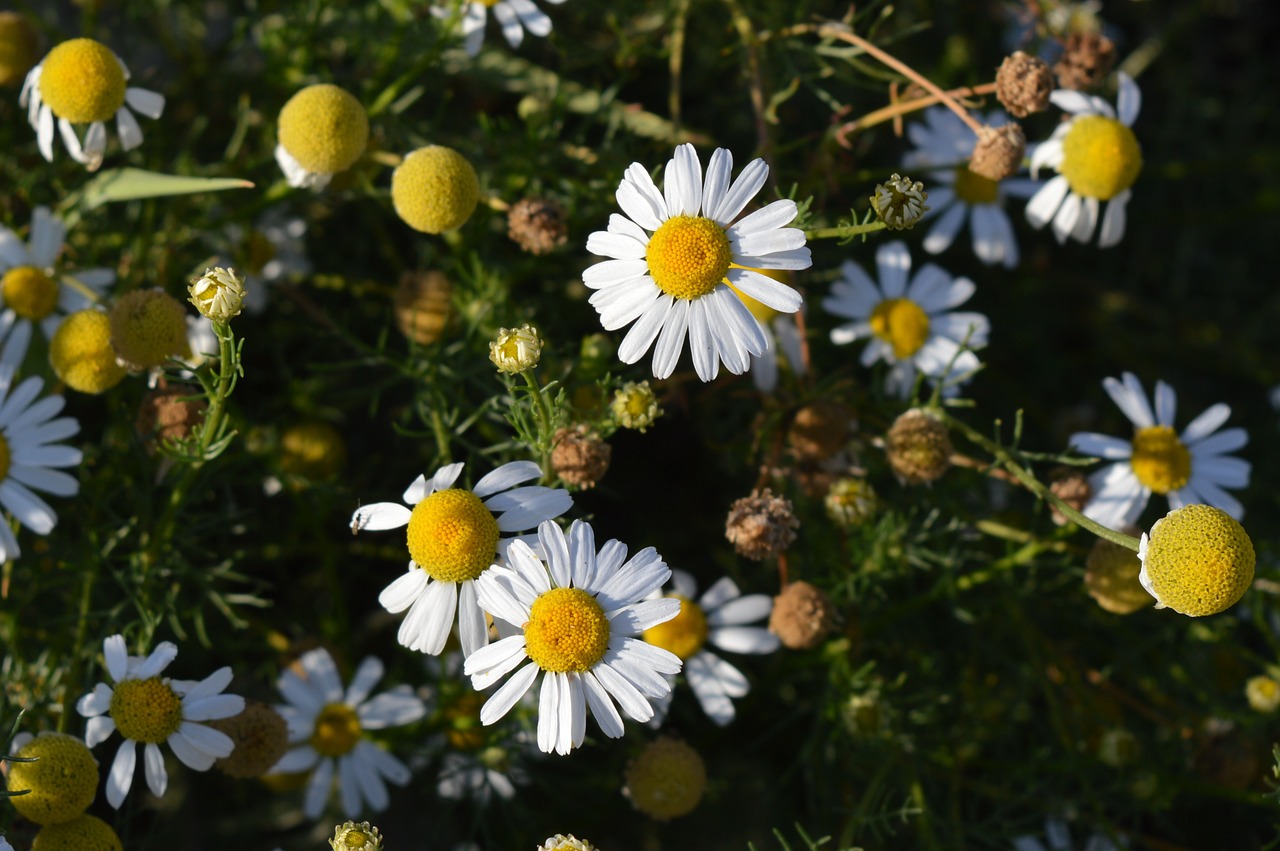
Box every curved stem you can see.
[806,220,888,241]
[836,83,998,143]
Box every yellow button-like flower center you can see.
[1142,504,1255,617]
[624,736,707,821]
[524,587,611,673]
[952,166,1000,205]
[869,297,930,359]
[391,145,481,235]
[108,288,193,370]
[8,733,100,826]
[647,216,732,301]
[443,690,487,752]
[1059,114,1143,201]
[642,595,707,661]
[38,38,127,124]
[50,309,128,395]
[277,84,369,175]
[2,265,60,320]
[309,702,362,757]
[1129,425,1190,494]
[406,488,500,583]
[31,814,123,849]
[110,677,185,744]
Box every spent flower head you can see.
[489,324,543,373]
[188,266,246,323]
[870,174,929,230]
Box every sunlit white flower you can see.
[1026,73,1142,247]
[20,37,164,170]
[822,240,987,398]
[76,634,243,808]
[433,0,567,57]
[463,519,683,755]
[584,143,810,382]
[271,648,427,819]
[1069,372,1249,530]
[351,461,572,657]
[0,206,114,340]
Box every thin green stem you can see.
[521,370,555,477]
[58,565,97,734]
[806,220,889,240]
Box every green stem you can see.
[57,565,97,733]
[805,220,888,240]
[521,369,555,477]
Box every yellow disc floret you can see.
[109,288,191,370]
[310,702,363,757]
[391,145,480,234]
[32,813,123,851]
[1140,504,1255,617]
[624,736,707,821]
[110,677,185,743]
[50,309,128,394]
[277,84,369,175]
[1129,425,1190,494]
[2,265,60,320]
[646,216,732,301]
[0,12,40,88]
[869,297,930,359]
[1059,114,1143,201]
[524,587,611,673]
[6,733,99,825]
[952,166,1000,205]
[37,38,127,124]
[405,488,500,582]
[642,596,707,661]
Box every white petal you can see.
[727,198,798,238]
[297,647,345,703]
[351,502,412,532]
[617,296,673,367]
[710,625,781,654]
[78,682,114,717]
[650,297,689,380]
[86,714,117,747]
[458,579,488,657]
[144,742,168,797]
[107,740,137,808]
[177,721,234,758]
[344,656,384,707]
[125,87,165,118]
[724,267,802,313]
[1069,432,1133,460]
[707,593,772,625]
[338,753,363,817]
[701,148,733,216]
[473,459,541,497]
[178,666,233,702]
[304,757,334,819]
[104,634,129,682]
[480,661,540,725]
[922,203,966,255]
[875,241,912,297]
[1024,175,1070,229]
[710,158,768,225]
[1116,73,1141,126]
[1097,191,1129,248]
[182,694,244,721]
[271,745,319,774]
[132,641,178,680]
[379,568,428,614]
[358,685,427,729]
[116,107,144,151]
[581,670,625,738]
[1103,373,1155,429]
[664,143,703,218]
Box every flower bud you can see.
[488,324,542,373]
[329,821,384,850]
[188,266,246,323]
[611,380,661,431]
[870,174,928,230]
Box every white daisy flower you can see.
[584,143,811,382]
[463,519,683,755]
[1025,73,1143,248]
[351,460,573,657]
[432,0,567,57]
[76,634,244,808]
[0,316,83,562]
[902,107,1041,268]
[271,648,427,819]
[0,206,114,340]
[642,569,779,726]
[1068,372,1249,530]
[822,240,988,399]
[20,38,164,171]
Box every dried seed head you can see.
[136,385,207,451]
[551,426,612,490]
[787,401,853,462]
[884,408,952,485]
[769,581,836,650]
[1054,32,1117,91]
[207,700,291,778]
[995,51,1054,118]
[725,488,799,561]
[1049,467,1092,525]
[969,124,1026,182]
[507,196,569,255]
[393,270,452,347]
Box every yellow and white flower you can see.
[1069,373,1249,530]
[76,634,244,808]
[643,569,779,726]
[433,0,567,57]
[271,648,427,819]
[584,143,810,382]
[351,461,572,656]
[1026,73,1142,247]
[463,519,683,754]
[822,241,987,398]
[0,206,115,340]
[20,38,164,170]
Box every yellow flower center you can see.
[309,702,362,757]
[646,216,732,301]
[1059,114,1143,201]
[1142,504,1255,617]
[869,298,930,359]
[37,38,127,124]
[443,690,487,751]
[642,595,707,661]
[277,84,369,175]
[110,677,185,744]
[8,733,100,826]
[405,488,500,583]
[391,145,481,235]
[1129,425,1190,494]
[108,289,192,370]
[50,309,128,395]
[624,736,707,821]
[2,265,60,320]
[951,166,999,205]
[524,587,611,673]
[31,814,123,850]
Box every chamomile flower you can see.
[0,316,83,563]
[20,38,164,170]
[76,634,244,808]
[1068,373,1249,530]
[584,143,810,382]
[463,519,683,755]
[822,241,987,399]
[432,0,567,57]
[271,648,427,819]
[351,461,573,657]
[1026,73,1142,247]
[0,206,114,340]
[642,570,779,726]
[903,107,1040,268]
